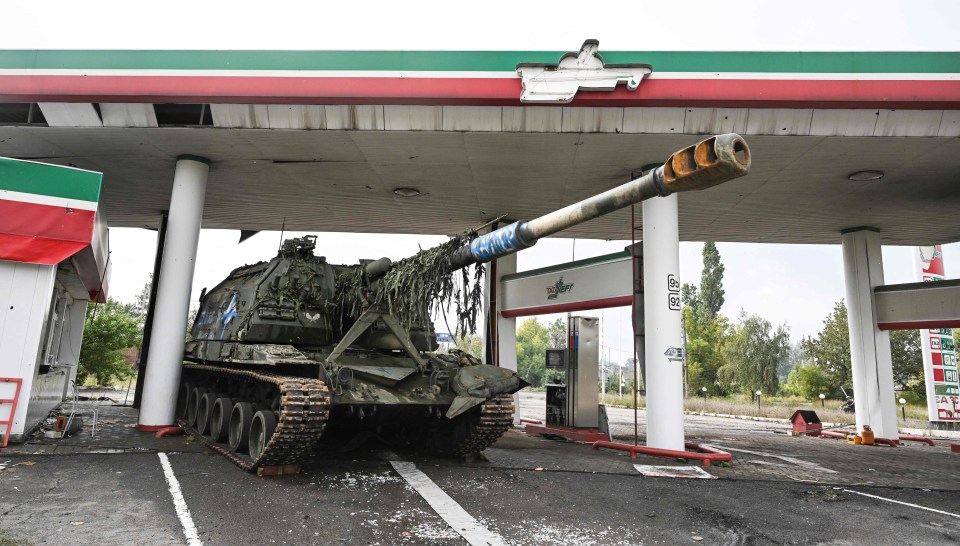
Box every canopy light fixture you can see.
[393,187,421,197]
[847,170,884,181]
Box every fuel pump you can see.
[528,316,609,442]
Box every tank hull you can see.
[182,340,522,471]
[177,359,516,472]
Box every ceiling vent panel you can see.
[38,103,103,127]
[100,103,159,127]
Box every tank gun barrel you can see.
[445,133,750,270]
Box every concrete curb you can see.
[899,427,960,440]
[607,405,959,440]
[682,410,859,429]
[683,410,791,425]
[606,407,844,427]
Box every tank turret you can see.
[178,133,751,472]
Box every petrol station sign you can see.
[499,251,632,318]
[916,245,960,422]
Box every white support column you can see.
[495,253,518,373]
[482,253,519,422]
[841,228,899,440]
[642,194,685,450]
[138,156,209,430]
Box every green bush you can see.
[784,363,832,400]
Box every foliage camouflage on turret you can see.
[336,234,485,336]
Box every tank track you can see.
[451,394,515,456]
[179,364,330,472]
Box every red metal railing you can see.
[592,440,732,467]
[0,378,23,448]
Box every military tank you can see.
[178,133,752,473]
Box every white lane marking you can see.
[634,464,716,479]
[389,460,506,546]
[713,445,838,474]
[158,453,203,545]
[842,489,960,519]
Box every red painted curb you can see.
[154,426,184,439]
[525,424,609,443]
[136,424,176,432]
[818,430,901,447]
[592,440,732,467]
[899,434,936,446]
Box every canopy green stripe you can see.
[0,157,101,203]
[0,50,957,74]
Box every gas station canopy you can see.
[0,47,958,245]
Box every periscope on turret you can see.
[177,133,751,472]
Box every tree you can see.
[134,274,152,318]
[78,299,142,385]
[455,333,482,359]
[681,242,731,395]
[516,318,549,388]
[785,362,832,399]
[682,306,729,395]
[605,363,623,393]
[681,283,699,309]
[699,242,725,319]
[890,329,924,398]
[546,318,567,349]
[802,300,927,399]
[780,342,806,381]
[800,301,852,398]
[720,311,790,395]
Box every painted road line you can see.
[158,453,203,545]
[713,445,838,474]
[842,489,960,519]
[634,464,716,479]
[389,460,506,546]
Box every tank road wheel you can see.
[425,395,515,457]
[427,410,478,456]
[177,364,331,472]
[228,402,255,453]
[176,383,194,420]
[197,393,218,436]
[209,397,233,443]
[187,387,208,427]
[248,411,278,461]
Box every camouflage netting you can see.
[336,234,485,336]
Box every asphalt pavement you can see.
[0,395,957,545]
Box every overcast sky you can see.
[7,0,959,363]
[2,1,959,51]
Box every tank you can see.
[178,133,752,473]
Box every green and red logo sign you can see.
[546,277,575,300]
[0,157,102,265]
